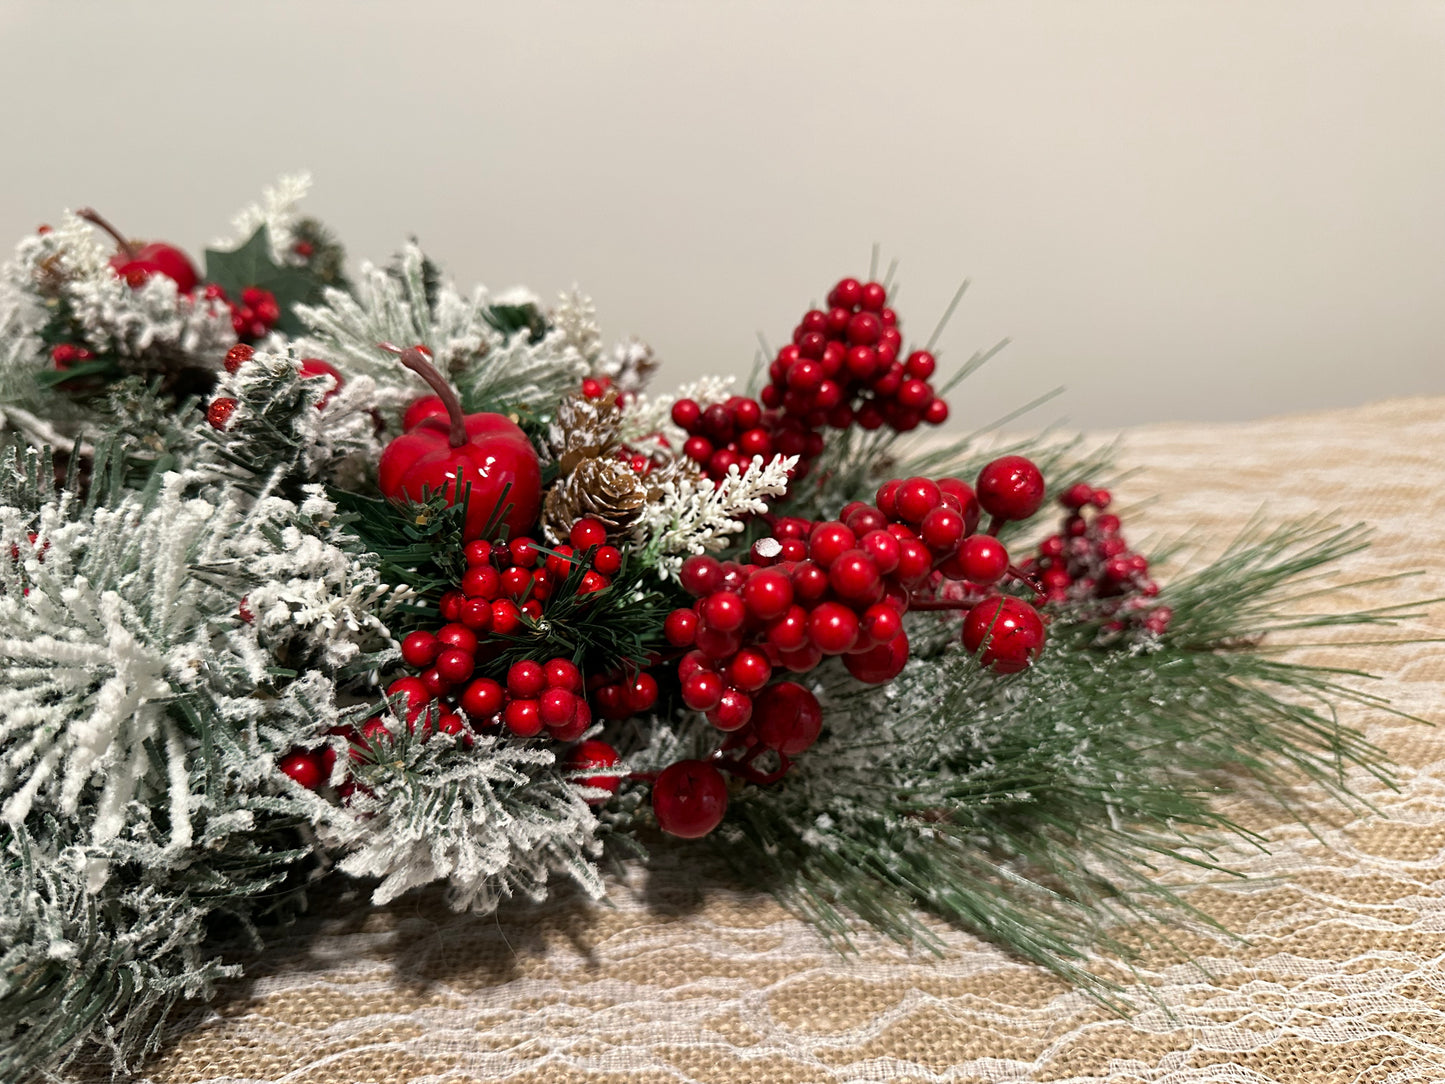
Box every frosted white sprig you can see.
[631,452,798,578]
[222,172,313,262]
[551,289,603,364]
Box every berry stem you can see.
[379,342,467,448]
[986,514,1004,537]
[75,208,138,258]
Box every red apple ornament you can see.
[376,344,542,540]
[77,207,199,294]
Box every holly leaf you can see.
[204,225,322,336]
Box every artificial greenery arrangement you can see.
[0,176,1413,1080]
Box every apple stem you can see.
[75,208,138,259]
[379,342,468,448]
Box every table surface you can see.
[85,397,1445,1084]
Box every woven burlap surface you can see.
[94,397,1445,1084]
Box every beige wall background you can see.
[0,1,1441,431]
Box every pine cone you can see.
[545,391,622,474]
[541,456,648,542]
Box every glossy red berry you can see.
[459,597,494,631]
[807,521,856,569]
[461,677,505,719]
[956,535,1009,585]
[436,623,478,655]
[664,608,699,646]
[765,605,810,652]
[919,507,965,553]
[507,660,547,698]
[625,672,659,713]
[652,760,729,838]
[592,545,623,576]
[540,687,577,728]
[544,657,583,692]
[491,599,522,635]
[400,630,440,669]
[961,596,1046,674]
[844,632,910,685]
[567,740,622,804]
[894,477,942,524]
[706,688,753,732]
[700,591,746,632]
[503,698,543,737]
[726,648,773,693]
[752,682,823,756]
[976,456,1046,522]
[809,602,859,655]
[828,277,864,309]
[741,569,794,621]
[894,538,934,586]
[679,555,722,597]
[861,602,903,644]
[462,564,501,600]
[278,749,325,790]
[828,549,881,603]
[435,648,475,685]
[681,669,725,711]
[569,517,608,551]
[790,561,830,603]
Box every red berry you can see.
[875,479,901,518]
[224,343,254,373]
[956,535,1009,586]
[859,529,901,574]
[500,565,533,600]
[752,682,823,756]
[592,545,623,576]
[683,435,714,463]
[278,749,324,790]
[579,570,608,594]
[681,670,725,711]
[894,477,942,525]
[844,632,910,685]
[544,657,583,692]
[401,630,440,668]
[664,608,699,646]
[961,597,1046,673]
[491,599,522,635]
[671,399,702,429]
[207,397,238,429]
[700,591,746,632]
[919,506,965,553]
[420,668,450,700]
[387,676,432,716]
[567,740,622,804]
[503,698,543,737]
[894,538,934,585]
[550,697,593,742]
[807,521,857,569]
[679,555,722,596]
[298,358,343,406]
[435,712,470,744]
[766,605,811,652]
[976,456,1046,522]
[791,561,830,602]
[459,597,494,631]
[436,623,478,655]
[828,277,864,309]
[436,647,475,685]
[727,648,773,693]
[462,564,500,599]
[652,760,729,838]
[540,687,577,728]
[742,569,794,621]
[809,602,859,655]
[778,641,824,674]
[461,678,505,719]
[510,536,539,568]
[904,350,936,379]
[706,689,753,732]
[581,377,605,399]
[861,602,903,643]
[936,478,981,534]
[828,549,881,603]
[923,399,949,426]
[847,312,881,346]
[507,660,547,697]
[438,590,465,622]
[569,517,608,551]
[625,672,659,713]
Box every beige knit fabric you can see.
[86,397,1445,1084]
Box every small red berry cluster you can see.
[667,278,949,485]
[1021,483,1172,637]
[207,344,346,429]
[202,283,282,342]
[655,457,1052,812]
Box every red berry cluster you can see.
[654,457,1052,814]
[1021,483,1172,637]
[667,278,949,486]
[202,284,282,342]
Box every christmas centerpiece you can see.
[0,177,1417,1080]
